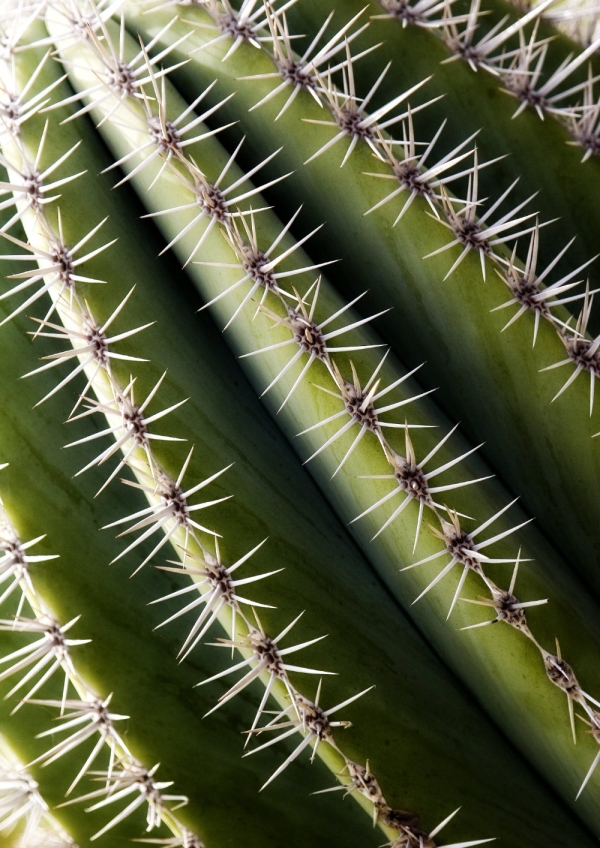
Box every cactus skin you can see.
[3,2,600,848]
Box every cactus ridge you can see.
[0,475,199,847]
[2,26,474,846]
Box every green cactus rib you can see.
[0,488,197,848]
[305,0,600,298]
[0,32,396,843]
[0,74,392,848]
[40,2,600,838]
[0,17,588,848]
[124,0,600,602]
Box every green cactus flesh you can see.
[2,2,600,847]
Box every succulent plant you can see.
[3,0,600,846]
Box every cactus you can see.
[3,0,600,846]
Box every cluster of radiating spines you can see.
[503,0,600,49]
[541,284,600,419]
[237,3,382,121]
[0,7,422,841]
[371,0,600,162]
[0,482,199,846]
[0,736,78,847]
[493,24,600,128]
[565,65,600,161]
[301,52,440,166]
[143,138,291,269]
[72,0,600,805]
[491,221,599,344]
[372,0,471,31]
[440,0,558,74]
[182,0,302,62]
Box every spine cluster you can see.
[379,0,600,133]
[0,475,196,846]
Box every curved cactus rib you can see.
[0,475,199,847]
[17,18,461,839]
